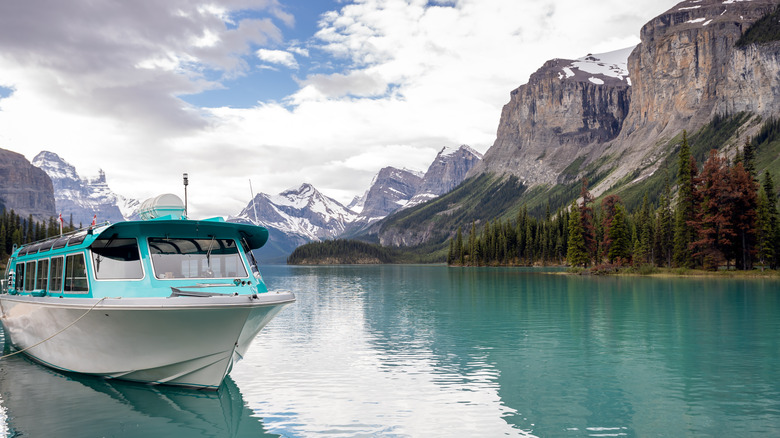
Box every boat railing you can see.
[14,221,113,255]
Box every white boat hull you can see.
[0,292,294,389]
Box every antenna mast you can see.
[249,179,259,225]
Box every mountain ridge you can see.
[365,0,780,250]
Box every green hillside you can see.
[291,113,780,265]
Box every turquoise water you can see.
[1,265,779,437]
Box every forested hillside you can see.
[448,123,780,271]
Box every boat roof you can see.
[11,218,269,259]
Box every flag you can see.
[58,213,64,235]
[91,214,97,226]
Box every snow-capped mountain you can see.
[32,151,139,226]
[350,167,424,228]
[404,145,483,209]
[230,183,358,262]
[235,144,482,259]
[234,183,356,239]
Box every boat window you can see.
[18,246,29,256]
[36,259,48,290]
[148,237,248,279]
[49,256,64,293]
[15,263,24,291]
[39,239,55,252]
[68,233,87,246]
[24,261,36,291]
[90,237,143,280]
[64,253,89,292]
[52,235,70,250]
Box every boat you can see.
[0,194,295,389]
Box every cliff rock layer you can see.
[471,47,633,185]
[597,0,780,194]
[472,0,780,196]
[622,0,779,138]
[0,148,55,221]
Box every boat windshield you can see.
[148,237,248,279]
[91,237,143,280]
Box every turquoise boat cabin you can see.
[2,197,270,299]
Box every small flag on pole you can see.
[91,214,97,226]
[58,213,64,235]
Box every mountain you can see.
[405,145,483,209]
[231,183,357,262]
[236,144,482,259]
[0,148,56,221]
[345,167,424,233]
[32,151,138,226]
[370,0,780,248]
[468,46,632,186]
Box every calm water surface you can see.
[1,265,778,437]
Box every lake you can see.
[1,265,779,437]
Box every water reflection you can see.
[252,266,780,437]
[0,336,276,438]
[3,266,779,437]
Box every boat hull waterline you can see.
[0,292,295,388]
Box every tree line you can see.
[448,132,780,271]
[0,210,78,264]
[288,239,397,264]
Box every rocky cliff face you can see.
[352,167,424,226]
[0,148,56,221]
[625,0,778,137]
[32,151,138,226]
[405,145,483,208]
[471,0,780,197]
[469,47,633,185]
[594,0,780,195]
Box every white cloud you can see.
[256,48,300,69]
[0,0,681,218]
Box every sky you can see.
[0,0,681,219]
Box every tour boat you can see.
[0,194,294,389]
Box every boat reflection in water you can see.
[0,337,278,438]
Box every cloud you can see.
[0,0,285,134]
[0,0,682,219]
[256,49,300,69]
[297,71,388,99]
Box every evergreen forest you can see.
[0,210,79,267]
[447,131,780,271]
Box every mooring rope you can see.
[0,296,108,360]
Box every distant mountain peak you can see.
[438,144,483,160]
[32,150,139,224]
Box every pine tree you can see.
[468,222,477,266]
[567,202,589,267]
[579,179,596,261]
[673,131,698,268]
[731,161,758,270]
[690,150,734,270]
[634,194,654,264]
[600,195,622,261]
[756,187,774,270]
[762,171,780,268]
[456,227,464,266]
[656,176,674,267]
[608,204,631,264]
